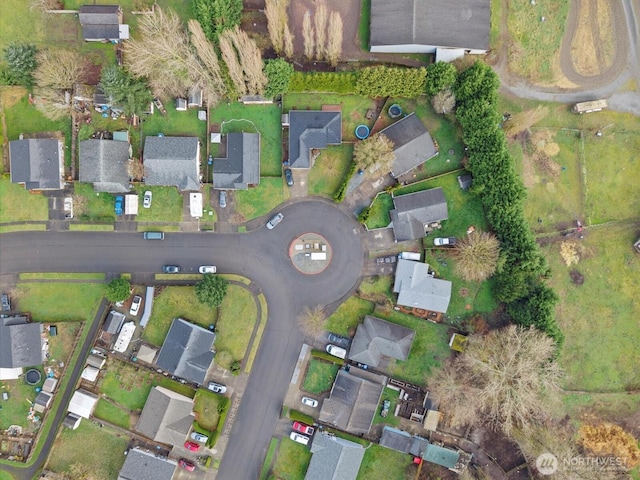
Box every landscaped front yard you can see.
[234,177,290,221]
[302,359,340,395]
[193,388,228,432]
[325,296,374,336]
[0,178,49,223]
[16,283,104,322]
[271,437,313,480]
[308,144,354,197]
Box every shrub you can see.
[355,66,427,98]
[288,409,316,425]
[104,278,130,302]
[357,206,370,224]
[310,348,345,365]
[289,71,358,94]
[333,161,358,203]
[264,58,294,98]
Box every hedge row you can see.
[289,71,358,94]
[288,409,316,426]
[310,348,345,365]
[333,161,358,203]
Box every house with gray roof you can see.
[394,259,452,314]
[379,426,429,457]
[135,386,194,446]
[390,188,448,241]
[79,5,129,42]
[143,136,201,191]
[79,139,131,193]
[370,0,490,56]
[9,139,64,190]
[348,316,415,368]
[287,110,342,168]
[213,132,260,190]
[319,369,386,435]
[0,316,44,368]
[155,318,216,385]
[379,113,438,178]
[305,432,365,480]
[118,447,177,480]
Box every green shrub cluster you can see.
[333,162,358,203]
[357,206,370,224]
[453,62,562,347]
[192,0,243,42]
[310,348,345,365]
[355,66,427,98]
[288,409,316,425]
[289,71,358,94]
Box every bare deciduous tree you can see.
[33,87,71,120]
[302,11,314,61]
[314,0,329,60]
[297,305,327,338]
[503,106,549,137]
[30,0,62,13]
[219,31,247,96]
[229,26,267,95]
[453,231,501,282]
[34,49,86,90]
[431,87,456,114]
[265,0,290,54]
[188,19,226,104]
[283,23,295,58]
[128,158,144,181]
[326,11,343,66]
[353,133,395,173]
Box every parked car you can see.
[327,333,351,348]
[434,237,457,246]
[284,168,294,187]
[199,265,217,274]
[301,397,318,408]
[178,459,196,472]
[219,190,227,208]
[1,293,10,311]
[293,421,315,436]
[143,231,164,240]
[375,255,397,264]
[129,295,142,316]
[207,382,227,394]
[63,197,73,219]
[266,212,284,230]
[289,432,310,446]
[191,431,209,443]
[326,344,347,359]
[161,265,181,274]
[114,195,124,216]
[184,441,200,452]
[380,399,391,417]
[143,191,152,208]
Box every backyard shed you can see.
[68,389,99,419]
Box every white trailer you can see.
[190,193,203,218]
[124,194,138,215]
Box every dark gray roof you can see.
[82,24,121,40]
[155,318,216,384]
[393,259,452,313]
[79,5,120,25]
[305,432,365,480]
[9,139,63,190]
[288,111,342,168]
[380,114,438,177]
[213,133,260,190]
[458,174,472,190]
[0,316,44,368]
[118,447,177,480]
[86,353,106,369]
[79,140,130,193]
[103,310,126,334]
[135,386,194,445]
[143,137,200,191]
[370,0,490,51]
[188,88,203,108]
[62,412,82,429]
[379,426,430,457]
[348,316,415,367]
[319,369,385,435]
[35,391,53,407]
[390,188,448,241]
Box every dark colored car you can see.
[178,459,196,471]
[284,168,294,187]
[327,333,351,349]
[375,255,397,264]
[162,265,181,274]
[293,421,315,435]
[1,293,10,311]
[184,441,200,452]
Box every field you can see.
[214,285,258,369]
[15,283,104,321]
[357,444,409,480]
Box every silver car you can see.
[266,212,284,230]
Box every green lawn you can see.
[142,101,208,146]
[234,177,289,221]
[308,144,354,197]
[372,387,401,427]
[0,178,49,222]
[357,444,409,480]
[193,389,225,431]
[16,283,104,321]
[19,273,104,280]
[365,193,393,229]
[73,183,117,222]
[214,285,258,369]
[93,399,131,429]
[260,438,279,480]
[132,186,185,223]
[325,297,375,336]
[0,372,44,432]
[142,286,217,346]
[302,359,340,395]
[271,438,312,480]
[48,322,82,366]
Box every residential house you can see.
[118,447,177,480]
[68,389,99,419]
[143,137,201,191]
[34,391,53,413]
[213,132,260,190]
[78,5,129,42]
[423,442,473,474]
[305,432,365,480]
[319,369,386,435]
[370,0,490,60]
[0,315,44,369]
[155,318,216,385]
[9,139,64,190]
[389,188,448,241]
[286,110,342,168]
[379,113,438,178]
[379,426,429,457]
[348,316,415,368]
[79,139,131,193]
[135,386,194,446]
[394,259,452,314]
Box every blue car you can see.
[115,195,124,216]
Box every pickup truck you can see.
[114,196,124,216]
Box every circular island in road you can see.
[288,233,332,274]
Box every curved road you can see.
[0,199,365,480]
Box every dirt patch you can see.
[560,241,585,266]
[570,269,585,285]
[531,129,560,157]
[1,86,28,109]
[470,426,526,472]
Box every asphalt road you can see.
[0,199,365,480]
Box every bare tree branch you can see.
[219,29,247,95]
[326,11,343,66]
[314,0,329,60]
[283,23,295,58]
[302,11,314,61]
[34,49,86,90]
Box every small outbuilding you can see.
[68,389,99,419]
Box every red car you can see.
[293,421,315,436]
[184,441,200,452]
[178,459,196,472]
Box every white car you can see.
[301,397,318,408]
[289,432,310,445]
[129,296,142,316]
[190,431,209,443]
[266,212,284,230]
[63,197,73,219]
[207,382,227,394]
[199,266,217,274]
[433,237,457,246]
[326,344,347,359]
[143,191,152,208]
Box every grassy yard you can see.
[302,359,340,395]
[73,183,117,222]
[325,296,374,336]
[48,322,82,365]
[46,420,128,480]
[142,101,208,148]
[0,373,44,433]
[0,178,49,222]
[357,444,409,480]
[371,387,401,427]
[0,1,46,50]
[142,286,217,346]
[131,186,185,223]
[234,177,290,221]
[308,144,354,197]
[214,285,258,369]
[193,389,226,431]
[365,193,393,229]
[16,283,104,321]
[271,437,312,480]
[93,399,131,429]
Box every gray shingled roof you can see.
[288,111,342,168]
[35,391,52,407]
[380,114,438,177]
[62,412,81,429]
[103,310,126,334]
[135,386,194,446]
[348,316,415,367]
[155,318,216,384]
[213,132,260,190]
[79,5,120,24]
[390,188,448,241]
[79,140,130,193]
[82,24,121,40]
[319,369,385,435]
[305,432,365,480]
[393,259,452,313]
[0,316,44,368]
[379,426,430,456]
[458,174,472,190]
[118,447,177,480]
[370,0,490,52]
[9,139,63,190]
[143,136,200,191]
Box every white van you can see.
[326,344,347,359]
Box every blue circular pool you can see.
[355,125,370,139]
